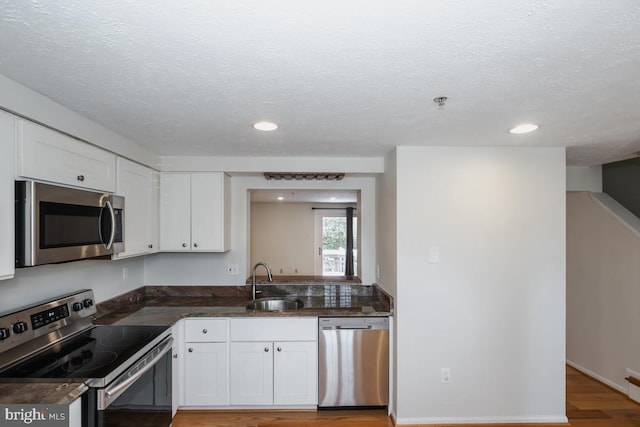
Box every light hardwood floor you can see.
[172,366,640,426]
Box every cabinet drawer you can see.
[17,120,116,192]
[184,318,227,342]
[230,318,317,342]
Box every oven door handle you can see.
[99,336,173,410]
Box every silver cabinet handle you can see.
[194,243,199,248]
[188,348,193,353]
[277,347,282,352]
[77,175,85,182]
[182,243,187,248]
[202,329,208,334]
[264,347,269,352]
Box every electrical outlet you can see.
[122,267,129,281]
[226,264,239,275]
[441,368,450,383]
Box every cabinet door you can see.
[160,173,191,251]
[115,158,155,258]
[148,171,160,253]
[274,341,318,405]
[184,343,228,406]
[17,120,116,192]
[171,322,183,416]
[229,342,273,405]
[191,173,227,251]
[0,112,15,280]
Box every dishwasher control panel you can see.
[318,316,389,330]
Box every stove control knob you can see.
[12,322,28,334]
[83,298,94,308]
[72,302,83,312]
[0,328,10,340]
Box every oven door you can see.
[89,337,173,427]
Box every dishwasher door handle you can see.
[335,325,372,330]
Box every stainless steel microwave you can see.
[15,180,124,267]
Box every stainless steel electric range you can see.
[0,290,173,427]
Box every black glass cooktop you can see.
[0,325,168,381]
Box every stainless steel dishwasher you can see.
[318,317,389,408]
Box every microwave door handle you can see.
[99,200,116,250]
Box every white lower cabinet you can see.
[182,319,228,407]
[229,318,317,407]
[229,342,274,405]
[184,342,228,406]
[68,396,82,427]
[273,341,317,405]
[178,317,317,411]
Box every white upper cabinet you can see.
[160,172,230,252]
[17,120,116,192]
[160,173,191,251]
[0,112,16,280]
[114,157,159,259]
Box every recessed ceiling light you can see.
[509,124,539,134]
[253,121,278,131]
[330,197,337,201]
[277,196,284,201]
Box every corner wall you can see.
[376,148,398,418]
[394,146,566,424]
[567,191,640,392]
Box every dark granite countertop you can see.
[94,284,393,326]
[0,382,88,404]
[2,283,392,405]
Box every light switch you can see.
[429,246,440,264]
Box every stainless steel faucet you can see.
[251,262,273,300]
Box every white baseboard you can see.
[566,359,626,394]
[395,415,568,425]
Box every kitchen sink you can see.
[246,297,304,311]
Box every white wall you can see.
[567,166,602,192]
[394,146,566,424]
[567,191,640,393]
[145,174,377,285]
[251,202,356,276]
[0,258,144,313]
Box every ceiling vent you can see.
[264,172,345,181]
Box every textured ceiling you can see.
[0,1,639,166]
